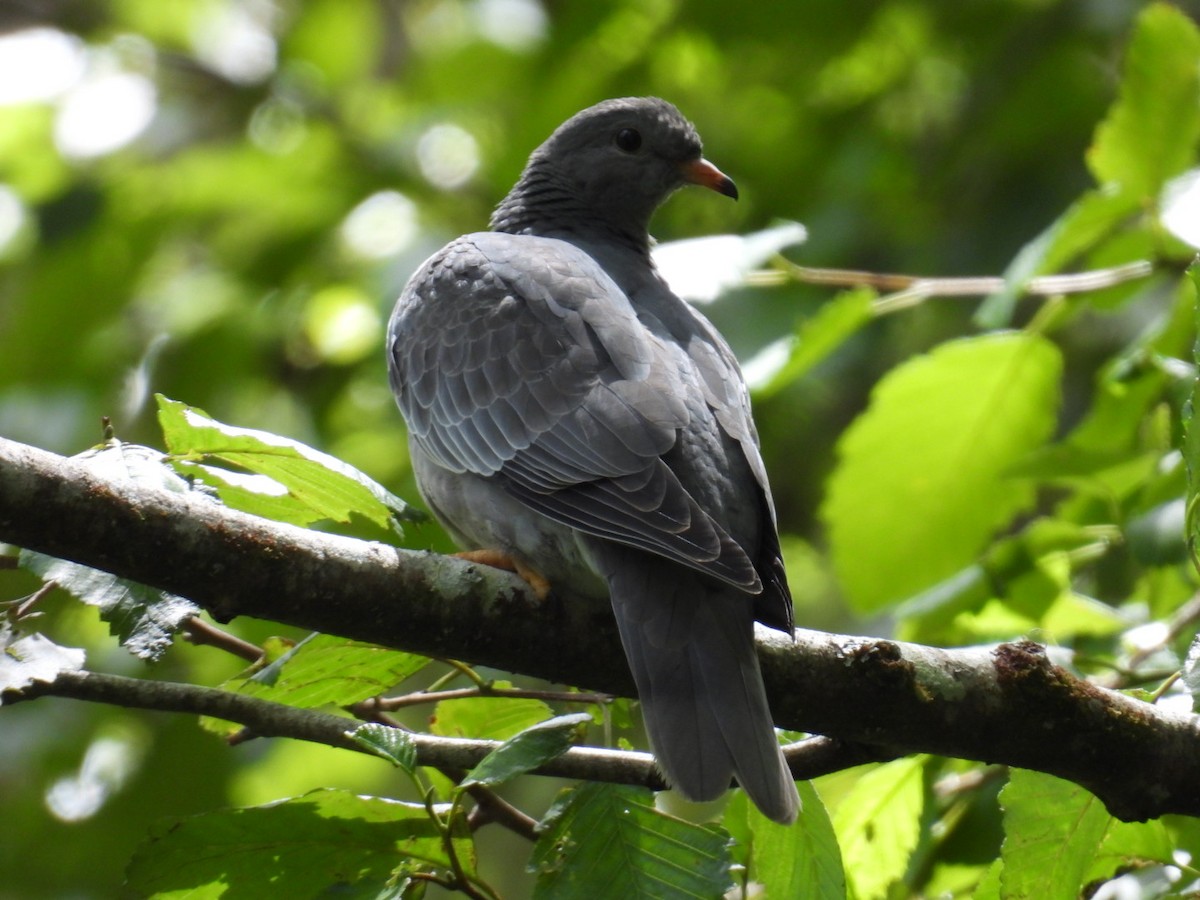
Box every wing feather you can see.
[388,232,761,587]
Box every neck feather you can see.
[489,168,651,258]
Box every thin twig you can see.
[437,792,497,900]
[464,786,538,840]
[182,616,264,663]
[1130,592,1200,672]
[431,659,486,689]
[3,581,57,621]
[8,669,666,790]
[750,258,1155,302]
[349,696,539,840]
[377,685,612,711]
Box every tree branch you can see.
[2,435,1199,822]
[6,668,667,790]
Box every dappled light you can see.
[2,1,1199,897]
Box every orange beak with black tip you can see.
[681,158,738,200]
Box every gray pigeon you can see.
[387,97,799,824]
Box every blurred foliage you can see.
[3,0,1200,897]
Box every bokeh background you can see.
[1,1,1196,896]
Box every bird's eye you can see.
[614,128,642,153]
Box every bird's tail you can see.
[594,545,800,824]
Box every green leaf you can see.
[1184,263,1200,568]
[975,187,1140,328]
[126,789,472,899]
[432,685,553,741]
[462,713,591,788]
[0,625,86,698]
[1087,817,1175,884]
[823,332,1062,612]
[974,859,1003,900]
[348,723,419,773]
[1087,3,1200,199]
[753,286,876,396]
[529,783,732,900]
[1126,499,1188,566]
[220,633,431,708]
[833,757,925,900]
[155,394,419,531]
[1163,168,1200,248]
[998,769,1110,900]
[20,551,198,661]
[727,782,846,899]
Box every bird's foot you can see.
[455,549,552,600]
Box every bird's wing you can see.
[675,306,793,630]
[388,232,760,591]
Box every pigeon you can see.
[387,97,799,824]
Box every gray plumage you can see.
[387,97,799,823]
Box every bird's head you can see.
[492,97,736,247]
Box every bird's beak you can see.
[681,158,738,200]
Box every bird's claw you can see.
[454,549,553,600]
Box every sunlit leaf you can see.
[653,220,807,304]
[462,713,590,788]
[1088,4,1200,199]
[999,769,1110,900]
[432,685,553,742]
[726,782,845,899]
[348,723,418,773]
[1182,635,1200,708]
[1087,817,1175,884]
[1163,168,1200,249]
[833,757,925,900]
[751,286,875,395]
[220,633,431,709]
[975,187,1140,328]
[529,783,732,899]
[156,394,420,532]
[0,626,86,699]
[21,552,197,661]
[824,333,1061,611]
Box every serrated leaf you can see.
[20,551,198,661]
[752,286,876,395]
[75,437,205,494]
[529,783,732,899]
[999,769,1110,900]
[126,789,472,899]
[823,332,1062,612]
[220,633,431,709]
[1087,4,1200,199]
[727,782,846,899]
[156,394,419,532]
[348,723,419,773]
[0,626,86,699]
[462,713,591,789]
[432,686,553,741]
[833,757,925,900]
[180,463,327,527]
